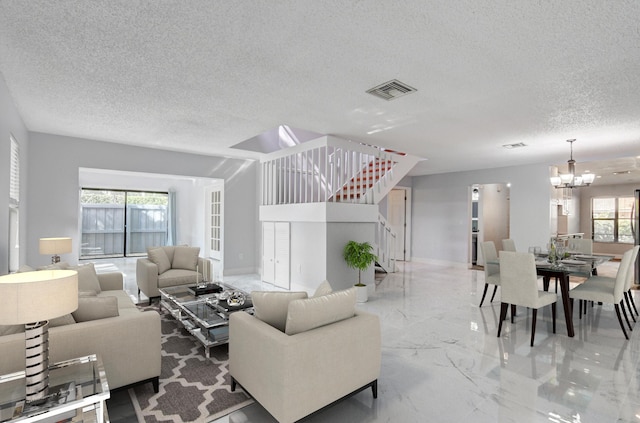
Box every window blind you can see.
[9,135,19,204]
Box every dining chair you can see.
[586,246,640,322]
[570,238,593,255]
[569,248,635,340]
[497,251,557,346]
[626,246,640,316]
[501,239,516,252]
[479,241,500,307]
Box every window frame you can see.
[591,196,634,244]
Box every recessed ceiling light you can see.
[613,170,632,175]
[502,142,527,149]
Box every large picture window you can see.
[592,196,634,243]
[80,189,169,258]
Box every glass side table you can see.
[0,354,110,423]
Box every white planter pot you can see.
[355,284,368,303]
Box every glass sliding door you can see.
[126,191,169,255]
[80,189,168,259]
[80,190,125,258]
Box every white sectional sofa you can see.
[229,285,381,423]
[0,265,161,392]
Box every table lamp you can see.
[39,237,72,264]
[0,270,78,404]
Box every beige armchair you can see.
[229,287,381,423]
[136,245,210,304]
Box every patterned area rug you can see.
[130,306,253,422]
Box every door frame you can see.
[387,186,412,261]
[468,183,510,268]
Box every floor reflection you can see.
[92,257,640,423]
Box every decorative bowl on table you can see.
[227,291,246,307]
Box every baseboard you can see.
[223,267,258,276]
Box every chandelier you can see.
[549,139,596,188]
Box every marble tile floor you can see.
[94,257,640,423]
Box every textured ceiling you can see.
[0,1,639,178]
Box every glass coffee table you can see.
[159,283,253,358]
[0,354,109,422]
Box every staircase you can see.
[332,157,395,202]
[260,135,419,273]
[375,213,397,273]
[261,136,419,206]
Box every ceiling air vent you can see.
[366,79,417,101]
[502,142,527,149]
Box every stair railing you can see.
[375,213,397,273]
[261,136,418,206]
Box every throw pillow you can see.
[252,291,308,332]
[72,296,119,322]
[50,314,76,327]
[285,287,356,336]
[17,264,35,273]
[172,246,200,271]
[148,247,171,274]
[71,263,102,293]
[312,280,333,297]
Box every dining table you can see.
[489,253,614,338]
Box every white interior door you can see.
[274,222,290,289]
[205,183,224,281]
[388,189,407,261]
[262,222,275,284]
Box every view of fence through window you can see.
[80,189,169,258]
[592,196,634,243]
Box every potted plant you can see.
[343,240,377,303]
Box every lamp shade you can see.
[0,270,78,324]
[582,173,596,184]
[39,237,72,255]
[559,173,574,184]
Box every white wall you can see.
[289,222,327,289]
[326,222,375,291]
[259,203,378,292]
[0,73,29,275]
[26,132,258,273]
[411,163,552,264]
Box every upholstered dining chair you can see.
[479,241,500,307]
[584,246,640,323]
[501,239,517,252]
[625,246,640,317]
[569,248,635,340]
[497,251,557,346]
[570,238,593,255]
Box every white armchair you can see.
[136,245,210,304]
[229,287,381,423]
